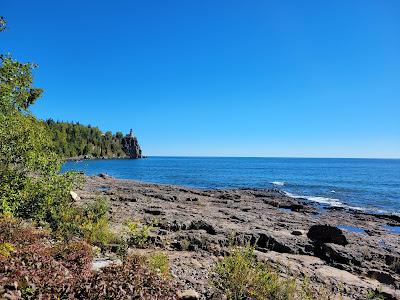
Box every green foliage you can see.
[125,220,154,248]
[51,197,114,245]
[213,246,301,300]
[80,198,114,245]
[367,288,387,300]
[45,119,127,158]
[147,252,170,278]
[0,18,84,238]
[0,242,14,257]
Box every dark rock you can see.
[121,129,142,159]
[291,230,303,236]
[313,243,360,267]
[230,215,245,223]
[171,241,183,251]
[241,207,252,212]
[98,173,111,179]
[160,220,188,231]
[256,232,293,253]
[152,194,176,202]
[367,269,396,286]
[144,207,163,215]
[186,197,199,202]
[372,214,400,224]
[235,232,293,254]
[279,204,304,212]
[157,229,168,236]
[189,220,216,235]
[307,225,348,246]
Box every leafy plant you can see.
[125,220,154,247]
[0,242,14,257]
[0,217,178,299]
[147,252,170,278]
[213,246,309,300]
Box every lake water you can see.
[63,157,400,215]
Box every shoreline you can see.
[75,174,400,299]
[65,155,147,162]
[72,171,400,219]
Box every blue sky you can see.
[1,1,399,158]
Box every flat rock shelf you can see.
[77,175,400,300]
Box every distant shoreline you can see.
[65,155,147,162]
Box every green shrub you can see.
[147,252,170,278]
[125,220,154,247]
[52,198,114,246]
[79,198,114,245]
[0,26,82,239]
[0,242,14,257]
[213,246,298,300]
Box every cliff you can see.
[121,129,142,159]
[45,120,143,159]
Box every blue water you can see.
[63,157,400,215]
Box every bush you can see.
[0,45,82,239]
[79,198,114,245]
[0,217,93,298]
[147,251,170,278]
[125,220,154,247]
[52,198,115,246]
[73,255,177,299]
[0,217,178,299]
[213,246,300,300]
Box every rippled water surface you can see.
[63,157,400,215]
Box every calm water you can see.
[63,157,400,215]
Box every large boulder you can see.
[307,225,348,246]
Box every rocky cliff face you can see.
[121,130,142,159]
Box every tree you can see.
[0,17,78,225]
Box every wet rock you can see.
[98,173,112,179]
[372,214,400,224]
[307,225,348,246]
[279,204,304,212]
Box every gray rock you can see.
[69,191,81,201]
[177,289,200,300]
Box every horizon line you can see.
[143,155,400,160]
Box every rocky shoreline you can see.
[76,174,400,299]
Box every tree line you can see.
[44,120,128,158]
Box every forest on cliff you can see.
[44,120,128,158]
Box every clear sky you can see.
[1,1,399,158]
